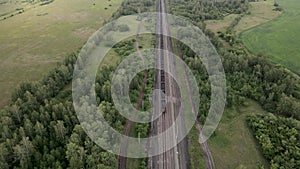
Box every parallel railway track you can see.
[150,0,189,169]
[118,1,215,169]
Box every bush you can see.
[247,114,300,168]
[118,24,130,32]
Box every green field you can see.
[187,100,269,169]
[241,0,300,74]
[208,100,269,169]
[235,0,281,33]
[0,0,121,108]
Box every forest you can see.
[0,0,299,168]
[247,114,300,168]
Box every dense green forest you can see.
[247,114,300,168]
[0,0,299,168]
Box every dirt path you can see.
[118,21,148,169]
[176,42,215,169]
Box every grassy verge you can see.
[240,0,300,74]
[208,100,269,169]
[188,125,206,169]
[126,124,141,169]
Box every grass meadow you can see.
[235,0,281,33]
[208,100,269,169]
[0,0,121,108]
[187,100,269,169]
[205,14,239,33]
[241,0,300,74]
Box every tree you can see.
[54,121,67,142]
[66,142,85,169]
[0,143,9,169]
[13,137,35,169]
[10,104,22,124]
[118,24,130,32]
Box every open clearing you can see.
[208,100,269,169]
[241,0,300,74]
[0,0,121,108]
[205,14,239,33]
[235,0,281,33]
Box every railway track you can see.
[118,1,215,168]
[149,0,189,169]
[150,0,215,168]
[176,42,215,169]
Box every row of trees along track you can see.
[118,22,149,169]
[175,38,215,169]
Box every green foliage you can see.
[112,0,155,18]
[247,114,300,168]
[40,0,54,6]
[204,24,300,120]
[113,39,136,57]
[118,24,130,32]
[0,52,124,168]
[170,0,249,23]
